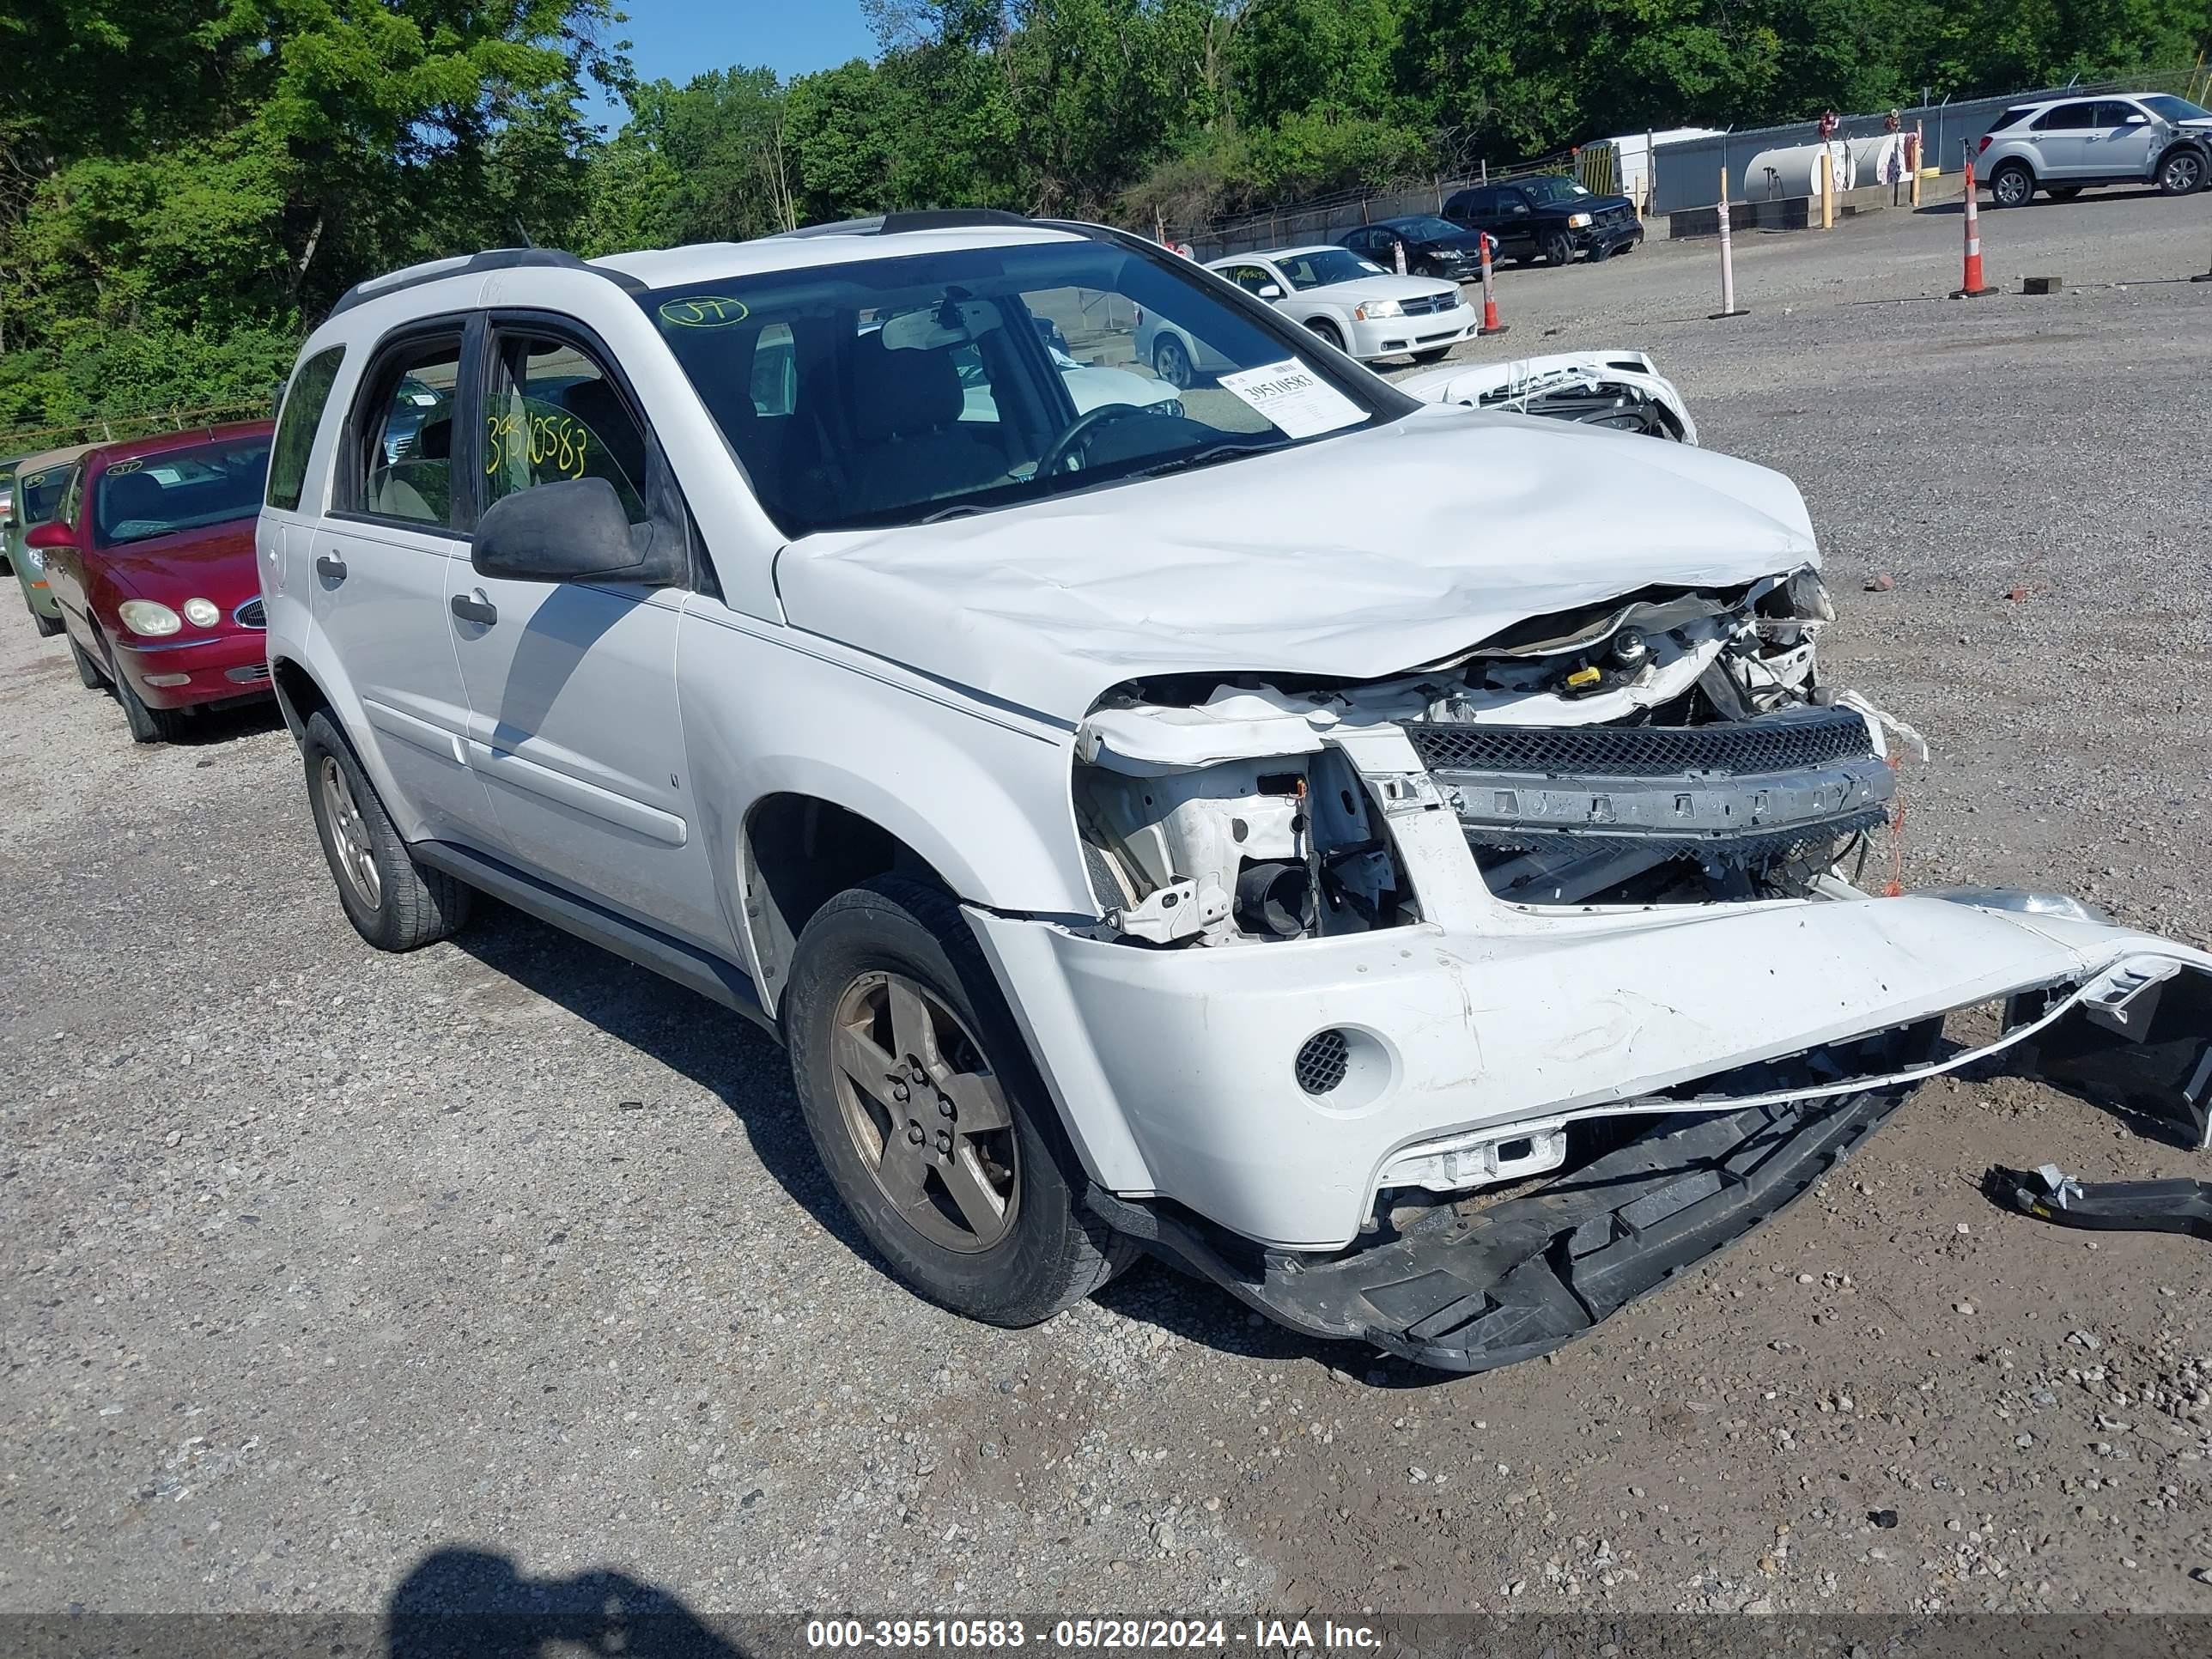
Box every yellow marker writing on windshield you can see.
[658,296,749,329]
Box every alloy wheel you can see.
[830,970,1019,1254]
[1993,167,2032,207]
[1153,336,1191,390]
[319,755,383,909]
[2163,152,2203,195]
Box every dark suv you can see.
[1443,174,1644,266]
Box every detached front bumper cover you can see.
[1093,1089,1909,1373]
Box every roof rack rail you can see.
[327,247,647,319]
[773,208,1036,241]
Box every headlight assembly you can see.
[1354,299,1403,320]
[116,599,181,636]
[181,597,221,629]
[20,546,43,571]
[1567,212,1593,228]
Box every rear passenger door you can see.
[2030,101,2100,177]
[318,321,501,845]
[448,317,727,952]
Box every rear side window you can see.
[266,346,345,512]
[1988,106,2034,131]
[356,337,463,527]
[2034,102,2096,131]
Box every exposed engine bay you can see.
[1394,349,1699,443]
[1072,563,1925,942]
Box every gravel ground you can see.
[4,190,2212,1629]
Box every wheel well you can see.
[270,655,331,740]
[743,793,952,1002]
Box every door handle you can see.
[315,553,347,584]
[450,592,498,627]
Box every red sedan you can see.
[27,422,276,743]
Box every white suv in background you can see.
[1978,92,2211,205]
[258,212,2212,1374]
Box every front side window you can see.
[483,333,651,524]
[359,337,462,526]
[642,235,1410,537]
[94,437,272,548]
[2093,101,2144,128]
[268,345,345,512]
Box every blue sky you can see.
[586,2,879,131]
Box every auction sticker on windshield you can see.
[1216,360,1365,440]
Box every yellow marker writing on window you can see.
[658,295,750,329]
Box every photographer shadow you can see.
[388,1547,747,1659]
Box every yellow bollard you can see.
[1820,149,1835,229]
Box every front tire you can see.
[1304,317,1346,351]
[112,669,186,744]
[68,634,104,688]
[2158,148,2205,197]
[33,605,64,638]
[301,709,471,951]
[1989,161,2035,208]
[1151,334,1193,391]
[784,875,1133,1327]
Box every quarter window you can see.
[267,345,345,512]
[357,337,463,526]
[483,333,651,525]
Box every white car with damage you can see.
[259,212,2212,1372]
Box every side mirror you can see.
[26,520,74,550]
[1255,283,1284,300]
[471,477,684,586]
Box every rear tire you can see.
[2158,147,2205,197]
[1989,161,2035,208]
[301,708,471,951]
[1540,229,1575,265]
[68,635,104,688]
[783,875,1134,1328]
[112,670,186,744]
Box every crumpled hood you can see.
[775,403,1818,720]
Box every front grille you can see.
[234,597,266,629]
[1596,204,1634,228]
[1406,706,1875,779]
[1295,1030,1350,1097]
[1398,292,1455,316]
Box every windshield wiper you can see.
[1128,442,1272,482]
[916,503,984,525]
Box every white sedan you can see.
[1205,246,1478,366]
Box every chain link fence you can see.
[0,397,275,460]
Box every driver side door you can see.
[447,316,729,953]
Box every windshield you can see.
[16,462,75,526]
[94,437,272,547]
[1389,216,1462,241]
[1274,248,1388,290]
[2140,94,2211,123]
[643,235,1408,536]
[1519,175,1594,204]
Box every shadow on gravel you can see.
[166,698,286,747]
[453,903,871,1260]
[1915,185,2168,216]
[389,1547,745,1658]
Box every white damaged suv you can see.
[259,211,2212,1372]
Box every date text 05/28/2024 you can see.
[804,1619,1382,1651]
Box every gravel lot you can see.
[4,187,2211,1629]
